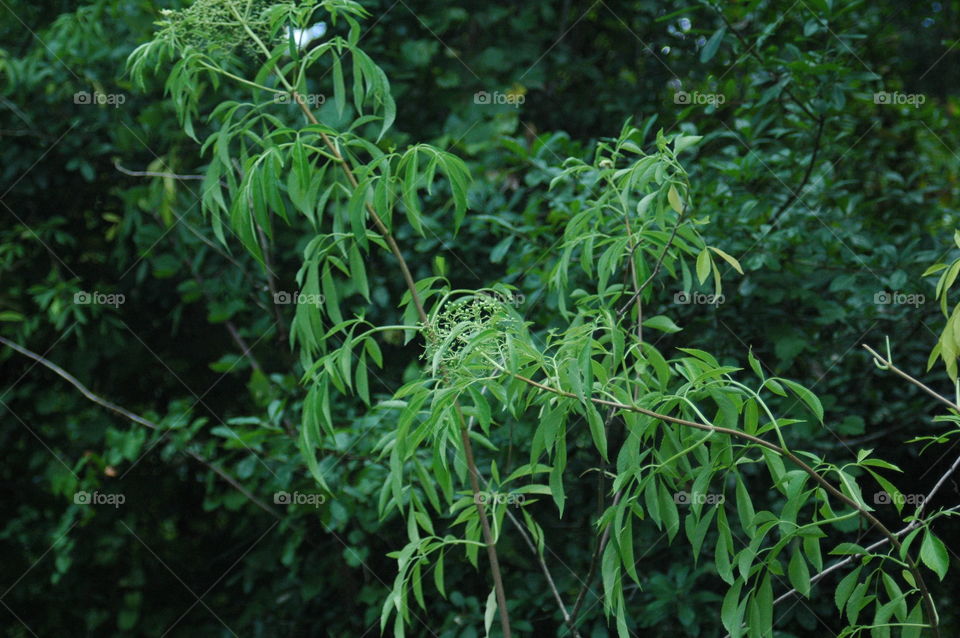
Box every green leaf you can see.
[332,55,346,117]
[668,184,683,213]
[735,476,756,534]
[549,463,566,516]
[780,379,824,423]
[700,27,726,63]
[349,243,370,301]
[920,531,949,580]
[709,246,744,274]
[673,134,702,154]
[764,379,787,397]
[483,589,496,637]
[586,404,608,460]
[643,314,682,333]
[696,248,712,285]
[835,566,862,611]
[721,581,744,637]
[788,550,811,597]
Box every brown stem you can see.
[289,98,427,323]
[229,22,515,631]
[278,83,508,633]
[256,224,289,344]
[456,404,511,637]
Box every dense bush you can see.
[2,1,959,636]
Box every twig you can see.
[569,490,622,626]
[499,366,941,637]
[767,116,825,225]
[503,508,582,638]
[864,343,960,518]
[114,161,206,181]
[708,4,816,121]
[0,336,281,519]
[616,206,687,319]
[227,23,509,633]
[863,344,960,412]
[257,225,289,344]
[768,504,960,609]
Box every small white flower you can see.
[287,22,327,50]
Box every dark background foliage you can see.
[2,0,959,635]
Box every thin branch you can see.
[863,344,960,412]
[616,207,687,319]
[503,508,582,638]
[223,26,508,633]
[709,3,816,121]
[569,490,622,626]
[864,343,960,519]
[257,225,289,344]
[114,161,206,181]
[500,366,941,637]
[767,116,826,225]
[0,336,281,519]
[453,403,512,636]
[769,504,960,608]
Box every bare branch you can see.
[0,336,282,520]
[504,508,582,638]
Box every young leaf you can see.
[643,315,682,333]
[668,184,684,213]
[780,379,824,423]
[920,531,949,580]
[709,246,744,274]
[788,550,811,597]
[700,27,726,63]
[696,248,712,285]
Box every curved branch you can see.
[0,336,282,519]
[863,344,960,412]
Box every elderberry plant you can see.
[130,2,953,636]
